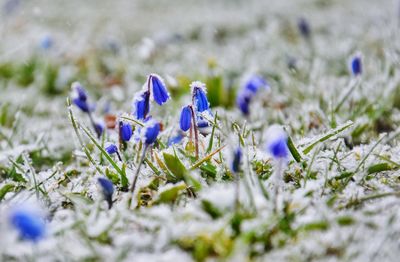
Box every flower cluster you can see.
[178,81,212,157]
[132,74,170,120]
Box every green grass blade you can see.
[302,121,353,155]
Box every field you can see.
[1,0,400,261]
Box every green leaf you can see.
[201,200,223,219]
[335,171,354,180]
[154,182,186,204]
[302,121,353,154]
[163,152,187,180]
[81,125,128,187]
[337,216,355,226]
[287,134,302,162]
[367,163,393,174]
[0,184,15,201]
[300,221,330,231]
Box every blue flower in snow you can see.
[191,81,209,112]
[350,55,362,76]
[180,105,192,132]
[265,126,288,159]
[245,75,269,93]
[105,143,118,155]
[297,17,311,39]
[149,74,170,105]
[119,121,133,142]
[71,82,91,113]
[133,91,150,120]
[98,177,114,209]
[9,206,46,242]
[236,90,252,115]
[142,120,160,145]
[231,147,242,173]
[168,132,184,146]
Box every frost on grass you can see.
[1,0,400,261]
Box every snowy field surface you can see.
[1,0,400,261]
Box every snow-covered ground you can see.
[1,0,400,261]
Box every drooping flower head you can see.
[265,126,289,159]
[71,82,90,113]
[119,121,133,142]
[94,121,104,138]
[168,131,184,147]
[98,177,114,209]
[9,205,46,242]
[350,54,362,76]
[231,147,242,173]
[236,90,253,115]
[236,75,269,116]
[244,75,269,94]
[191,81,209,112]
[140,119,161,146]
[105,143,118,155]
[197,110,213,136]
[148,74,170,105]
[179,105,192,132]
[297,17,311,39]
[133,91,150,120]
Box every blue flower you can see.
[71,82,91,113]
[98,177,114,209]
[168,132,184,146]
[94,122,104,138]
[351,55,362,76]
[191,81,209,112]
[297,17,311,39]
[72,82,87,101]
[40,35,53,50]
[149,74,170,105]
[10,207,46,242]
[266,126,288,159]
[142,119,160,145]
[236,90,252,115]
[105,143,118,155]
[245,75,269,94]
[180,105,192,132]
[72,98,90,113]
[231,147,242,173]
[133,91,150,120]
[119,121,133,142]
